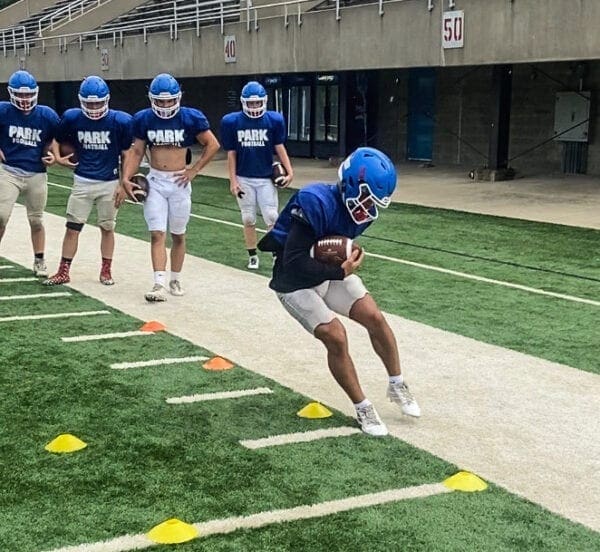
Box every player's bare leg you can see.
[99,228,115,285]
[168,232,186,296]
[43,228,79,285]
[243,224,259,269]
[350,294,421,417]
[314,319,364,402]
[145,230,168,302]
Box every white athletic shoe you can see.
[33,259,48,277]
[387,382,421,417]
[247,255,259,270]
[169,280,185,296]
[144,283,167,302]
[356,404,388,437]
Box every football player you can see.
[258,147,420,437]
[0,70,59,277]
[43,76,133,286]
[118,73,219,302]
[220,81,293,270]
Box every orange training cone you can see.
[147,518,198,544]
[140,321,166,332]
[203,356,235,371]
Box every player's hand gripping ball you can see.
[59,141,78,164]
[310,235,362,266]
[131,173,149,202]
[271,161,288,188]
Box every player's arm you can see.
[226,150,242,198]
[174,129,220,186]
[117,138,146,204]
[281,211,345,287]
[274,143,293,187]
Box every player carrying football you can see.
[259,147,420,437]
[118,73,219,302]
[220,81,293,270]
[44,76,133,286]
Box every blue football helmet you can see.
[7,70,38,112]
[148,73,181,119]
[240,81,267,119]
[78,76,110,120]
[337,147,397,224]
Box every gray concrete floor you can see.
[200,155,600,229]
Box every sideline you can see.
[3,208,599,531]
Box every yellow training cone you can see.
[140,320,166,332]
[443,471,488,492]
[147,518,198,544]
[44,434,87,453]
[297,402,333,419]
[203,356,234,371]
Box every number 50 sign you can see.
[442,10,464,49]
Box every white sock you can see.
[170,271,181,282]
[154,271,166,286]
[389,375,404,385]
[354,398,372,411]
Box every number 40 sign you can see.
[442,10,464,49]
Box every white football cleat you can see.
[33,259,48,277]
[247,255,259,270]
[356,404,388,437]
[144,283,167,302]
[387,382,421,417]
[169,280,185,296]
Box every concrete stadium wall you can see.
[2,0,600,81]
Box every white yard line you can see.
[0,265,15,269]
[166,387,273,404]
[62,330,154,342]
[45,483,450,552]
[366,252,600,307]
[0,310,110,323]
[46,179,599,307]
[110,356,208,370]
[0,277,38,283]
[0,292,70,301]
[240,426,362,449]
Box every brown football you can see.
[59,141,78,164]
[271,161,288,188]
[310,235,361,265]
[131,173,149,202]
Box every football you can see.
[131,173,149,202]
[59,141,78,164]
[271,161,288,188]
[310,235,362,265]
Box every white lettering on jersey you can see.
[77,130,111,151]
[147,129,185,146]
[237,128,269,147]
[8,125,43,147]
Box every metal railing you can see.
[0,0,403,56]
[37,0,114,37]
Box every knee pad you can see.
[98,220,115,231]
[27,213,44,231]
[262,207,279,228]
[66,221,84,232]
[241,209,256,227]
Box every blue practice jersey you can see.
[57,109,133,181]
[270,183,371,246]
[220,111,286,178]
[0,102,59,173]
[133,107,210,148]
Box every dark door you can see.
[407,68,436,161]
[313,75,340,159]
